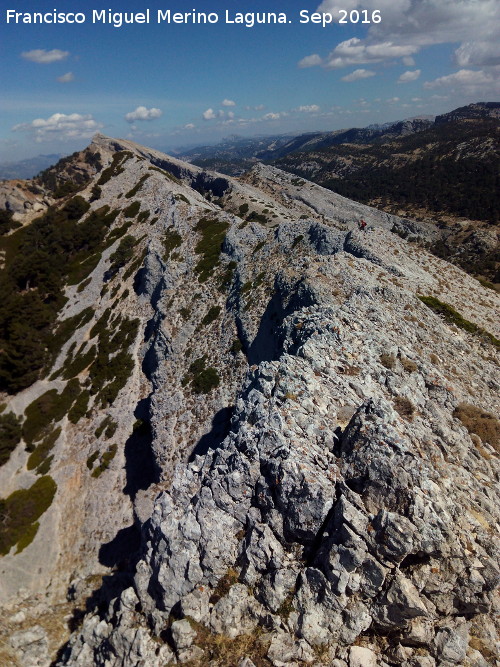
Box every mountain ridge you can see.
[0,136,498,666]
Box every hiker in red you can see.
[359,219,367,231]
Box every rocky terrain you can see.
[0,134,499,666]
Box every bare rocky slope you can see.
[0,135,499,667]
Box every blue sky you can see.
[1,0,499,160]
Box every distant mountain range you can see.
[0,154,61,180]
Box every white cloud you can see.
[222,99,236,106]
[12,112,103,143]
[227,111,235,119]
[202,108,217,120]
[21,49,69,64]
[386,97,400,103]
[341,68,376,82]
[298,54,323,68]
[454,41,500,67]
[57,71,74,83]
[296,105,321,112]
[184,123,195,130]
[263,112,284,120]
[125,106,162,122]
[321,37,418,69]
[308,1,500,75]
[423,68,500,95]
[398,69,421,83]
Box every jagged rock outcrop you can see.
[0,135,498,666]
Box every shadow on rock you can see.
[123,414,160,501]
[189,406,235,462]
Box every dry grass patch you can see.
[453,403,499,453]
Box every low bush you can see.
[125,174,150,199]
[162,228,182,260]
[194,217,229,282]
[184,356,220,394]
[27,427,61,472]
[201,305,221,326]
[123,201,141,218]
[23,379,81,446]
[0,475,57,555]
[0,412,22,467]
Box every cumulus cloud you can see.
[227,111,235,119]
[222,99,236,106]
[320,37,418,69]
[57,71,74,83]
[298,54,323,68]
[21,49,69,64]
[263,112,284,120]
[296,105,321,112]
[306,1,499,73]
[341,68,376,82]
[202,108,217,120]
[12,112,102,143]
[454,41,500,67]
[398,69,421,83]
[423,68,500,95]
[125,106,162,122]
[184,123,195,130]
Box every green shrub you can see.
[23,379,81,446]
[0,195,114,391]
[219,261,237,292]
[201,305,221,326]
[182,356,220,394]
[68,391,90,424]
[0,412,22,467]
[62,196,90,221]
[162,228,182,260]
[61,345,97,380]
[90,444,117,478]
[95,415,113,439]
[0,209,21,236]
[89,185,101,202]
[97,151,132,185]
[89,313,137,407]
[86,450,99,469]
[27,427,61,472]
[238,203,249,216]
[230,339,243,355]
[77,277,92,293]
[247,211,268,224]
[123,201,141,218]
[109,235,136,273]
[194,217,229,282]
[175,193,190,204]
[137,210,150,223]
[125,174,150,198]
[418,296,500,348]
[0,476,57,555]
[291,235,304,249]
[104,419,117,439]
